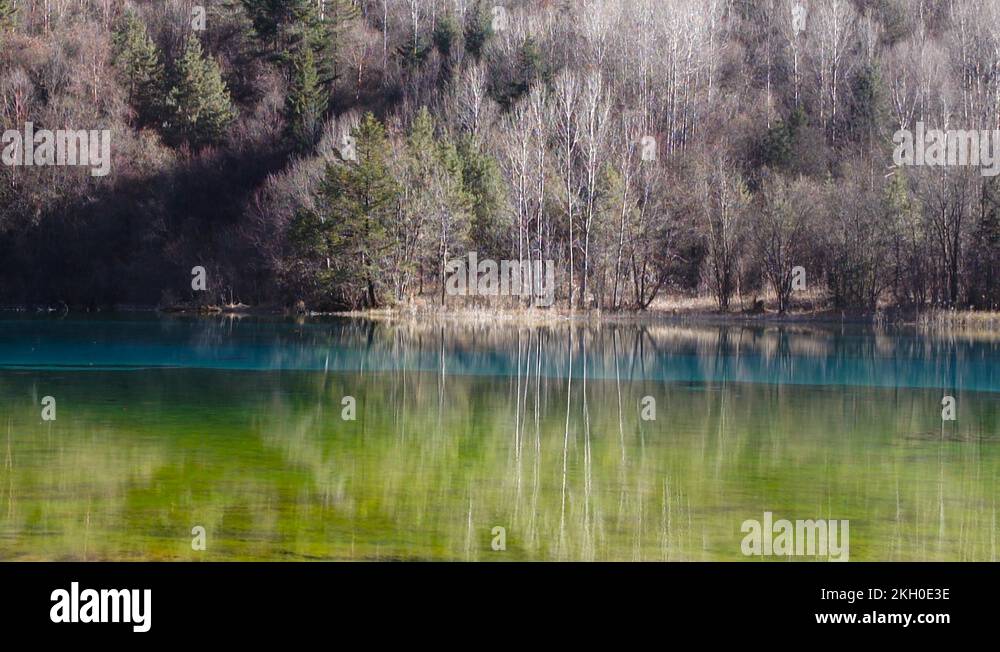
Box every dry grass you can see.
[340,297,580,326]
[918,309,1000,327]
[339,292,837,329]
[335,295,1000,333]
[916,309,1000,340]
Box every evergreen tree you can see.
[847,64,884,145]
[112,11,166,127]
[393,107,438,298]
[433,14,460,58]
[464,1,493,60]
[492,37,545,109]
[407,107,437,177]
[239,0,281,47]
[456,136,507,259]
[239,0,334,61]
[401,106,438,244]
[164,35,237,149]
[432,13,461,85]
[239,0,314,51]
[397,108,472,303]
[433,135,472,303]
[285,45,328,150]
[758,107,807,171]
[291,113,400,309]
[314,0,360,88]
[512,38,544,97]
[397,31,431,69]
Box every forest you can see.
[0,0,998,314]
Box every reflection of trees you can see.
[6,315,997,393]
[248,330,1000,561]
[0,318,998,560]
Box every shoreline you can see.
[4,300,999,332]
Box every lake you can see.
[0,314,997,560]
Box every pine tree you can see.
[239,0,321,55]
[433,14,459,58]
[239,0,280,47]
[397,35,430,68]
[112,11,166,127]
[165,35,237,149]
[433,135,472,303]
[240,0,303,50]
[407,107,437,178]
[293,113,400,309]
[314,0,360,87]
[396,3,431,70]
[432,13,461,85]
[464,1,493,60]
[285,45,328,150]
[403,108,440,291]
[492,37,545,109]
[456,137,508,260]
[508,38,544,104]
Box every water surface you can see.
[0,315,997,560]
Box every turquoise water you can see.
[0,314,997,560]
[1,315,996,390]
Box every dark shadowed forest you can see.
[0,0,998,314]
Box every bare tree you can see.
[699,157,750,312]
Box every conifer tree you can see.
[112,11,166,126]
[463,1,493,61]
[433,135,472,303]
[291,113,399,309]
[239,0,320,55]
[433,13,461,83]
[457,137,508,259]
[503,38,544,108]
[315,0,360,87]
[407,107,437,179]
[400,108,441,293]
[239,0,297,50]
[397,7,431,70]
[285,45,328,150]
[165,35,237,149]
